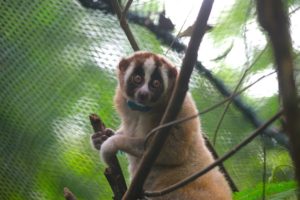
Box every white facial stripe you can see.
[160,66,169,91]
[124,62,135,84]
[143,57,156,84]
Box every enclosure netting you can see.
[0,0,294,199]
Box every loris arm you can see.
[100,133,145,166]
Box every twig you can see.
[211,68,251,145]
[63,187,77,200]
[144,110,283,197]
[204,136,239,192]
[211,43,267,145]
[89,114,127,200]
[256,0,300,196]
[111,0,139,51]
[121,0,133,22]
[122,0,214,199]
[212,1,255,145]
[164,6,194,55]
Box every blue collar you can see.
[127,100,152,112]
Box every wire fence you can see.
[0,0,297,199]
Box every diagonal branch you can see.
[111,0,139,51]
[90,114,127,200]
[122,0,215,199]
[121,0,133,22]
[204,136,239,192]
[211,45,267,145]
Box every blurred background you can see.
[1,0,300,199]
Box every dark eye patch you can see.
[149,67,164,103]
[126,63,145,98]
[132,63,145,77]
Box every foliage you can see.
[233,181,297,200]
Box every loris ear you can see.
[118,58,130,72]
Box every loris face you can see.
[117,51,177,109]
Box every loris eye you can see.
[132,75,143,84]
[152,80,161,88]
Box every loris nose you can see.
[137,91,149,103]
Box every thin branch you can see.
[89,114,127,200]
[212,1,254,145]
[121,0,133,22]
[290,6,300,15]
[204,136,239,192]
[144,110,283,197]
[122,1,214,199]
[164,6,194,55]
[111,0,139,51]
[256,0,300,196]
[212,44,268,145]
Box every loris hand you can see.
[91,128,114,150]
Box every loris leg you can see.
[101,134,145,166]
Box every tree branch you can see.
[122,1,214,199]
[121,0,133,22]
[89,114,127,200]
[111,0,139,51]
[256,0,300,195]
[144,110,283,197]
[204,136,239,192]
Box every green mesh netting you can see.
[0,0,293,199]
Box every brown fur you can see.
[99,51,232,200]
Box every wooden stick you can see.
[89,114,127,200]
[111,0,139,51]
[122,0,215,199]
[256,0,300,197]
